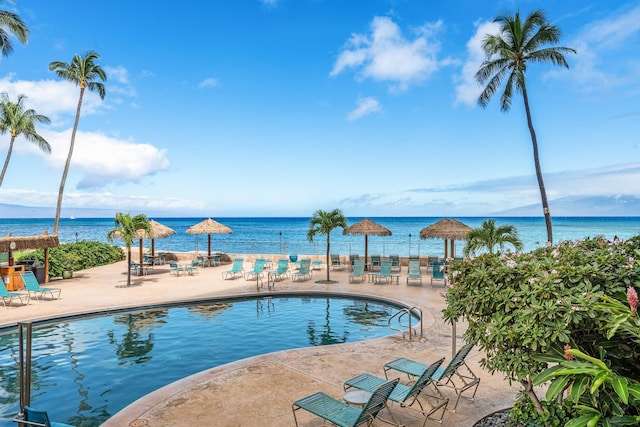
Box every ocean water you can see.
[1,216,639,258]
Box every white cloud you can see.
[37,129,170,189]
[346,96,381,121]
[331,16,448,91]
[453,20,501,107]
[198,77,219,88]
[104,65,137,97]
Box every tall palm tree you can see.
[49,51,106,234]
[0,2,29,57]
[0,93,51,187]
[107,212,150,287]
[475,9,575,245]
[307,208,348,283]
[463,219,523,257]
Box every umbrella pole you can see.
[208,234,211,257]
[444,240,448,261]
[364,235,369,271]
[139,238,143,263]
[151,239,155,257]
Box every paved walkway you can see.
[2,257,519,426]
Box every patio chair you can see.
[268,259,290,284]
[431,267,447,287]
[185,260,199,275]
[0,280,30,308]
[292,259,311,282]
[427,256,439,270]
[349,254,360,270]
[330,254,345,270]
[389,254,401,272]
[374,260,399,285]
[292,377,399,427]
[383,343,480,412]
[244,258,267,282]
[130,261,141,276]
[369,254,382,271]
[222,258,244,280]
[349,259,365,283]
[406,260,422,286]
[344,357,448,425]
[311,259,323,270]
[14,405,73,427]
[168,261,183,277]
[20,271,61,300]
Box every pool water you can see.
[0,296,411,426]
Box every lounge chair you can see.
[168,261,183,277]
[330,254,345,270]
[267,259,290,284]
[185,260,199,275]
[0,280,30,308]
[406,260,422,286]
[369,254,382,271]
[13,405,73,427]
[244,258,267,282]
[292,377,399,427]
[389,254,401,272]
[20,271,61,300]
[349,259,365,283]
[383,344,480,412]
[344,357,448,425]
[349,254,360,270]
[374,260,399,285]
[311,259,323,270]
[431,267,447,287]
[291,259,311,282]
[222,258,244,280]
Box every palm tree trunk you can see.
[522,83,553,244]
[53,87,85,234]
[325,235,331,282]
[126,249,132,287]
[0,135,16,187]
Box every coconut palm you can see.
[107,213,151,287]
[0,2,29,57]
[476,9,576,245]
[0,93,51,187]
[307,208,348,283]
[49,51,106,234]
[463,219,523,257]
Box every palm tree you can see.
[307,209,348,283]
[0,2,29,57]
[475,10,575,245]
[463,219,523,257]
[0,93,51,187]
[107,212,151,287]
[49,51,106,234]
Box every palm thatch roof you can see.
[186,218,233,235]
[419,218,472,241]
[0,233,60,252]
[135,220,176,239]
[343,218,392,236]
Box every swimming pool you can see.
[0,295,414,426]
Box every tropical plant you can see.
[0,93,50,187]
[476,9,576,245]
[49,50,106,234]
[107,212,150,287]
[0,1,28,58]
[306,208,348,283]
[463,218,523,257]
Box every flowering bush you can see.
[443,235,640,423]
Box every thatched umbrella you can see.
[343,218,392,270]
[419,218,472,259]
[136,220,176,262]
[186,218,233,256]
[0,232,59,284]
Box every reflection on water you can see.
[0,297,403,426]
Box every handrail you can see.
[388,307,423,341]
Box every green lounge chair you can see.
[374,260,399,284]
[344,357,448,425]
[431,266,447,287]
[406,260,422,286]
[349,259,365,283]
[20,271,61,300]
[330,254,345,270]
[0,280,30,307]
[222,258,244,280]
[383,344,479,412]
[267,259,289,286]
[389,254,401,272]
[244,259,267,282]
[168,261,183,276]
[185,260,199,275]
[291,259,311,282]
[292,377,399,427]
[369,254,382,271]
[311,259,323,270]
[14,405,73,427]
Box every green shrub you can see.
[17,240,124,278]
[508,391,577,426]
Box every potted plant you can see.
[61,252,81,279]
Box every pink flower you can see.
[627,287,638,314]
[564,344,574,361]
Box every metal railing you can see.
[388,307,423,340]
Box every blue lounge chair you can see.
[14,405,73,427]
[389,254,401,272]
[168,261,183,276]
[406,260,422,286]
[222,258,244,280]
[267,259,290,286]
[383,344,480,412]
[369,254,382,271]
[374,260,399,284]
[291,259,311,282]
[330,254,345,270]
[344,357,448,425]
[431,266,447,287]
[311,259,323,270]
[20,271,61,300]
[185,260,199,275]
[349,259,365,283]
[0,280,29,308]
[244,258,267,282]
[292,378,399,427]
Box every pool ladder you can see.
[388,307,423,341]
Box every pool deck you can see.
[2,257,521,426]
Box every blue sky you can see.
[0,0,639,217]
